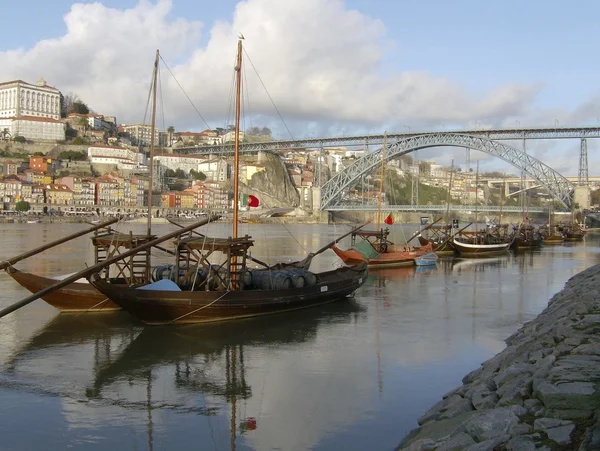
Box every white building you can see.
[0,78,65,141]
[197,158,230,182]
[121,123,164,146]
[154,154,207,175]
[88,145,143,170]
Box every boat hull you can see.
[418,237,456,256]
[91,263,368,325]
[452,239,511,257]
[6,267,120,312]
[330,243,433,268]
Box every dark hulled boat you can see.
[6,267,119,312]
[89,41,369,326]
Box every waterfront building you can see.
[0,78,65,141]
[44,184,73,205]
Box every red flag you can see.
[384,214,393,225]
[248,195,260,208]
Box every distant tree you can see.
[190,169,206,180]
[246,126,272,137]
[13,135,26,143]
[174,168,186,179]
[164,168,176,177]
[78,116,89,129]
[72,137,86,145]
[167,126,175,146]
[0,128,10,140]
[62,93,91,116]
[215,127,226,135]
[15,200,30,212]
[33,151,45,156]
[59,150,87,161]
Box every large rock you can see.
[463,408,520,442]
[534,381,598,410]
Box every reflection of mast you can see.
[229,345,237,451]
[375,298,383,395]
[146,371,154,451]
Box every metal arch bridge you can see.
[176,126,600,154]
[320,133,575,210]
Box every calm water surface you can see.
[0,222,599,451]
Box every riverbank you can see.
[396,264,600,450]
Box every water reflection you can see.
[1,224,599,451]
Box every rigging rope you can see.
[158,54,211,130]
[242,49,295,140]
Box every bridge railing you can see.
[326,204,546,213]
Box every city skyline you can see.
[1,0,599,175]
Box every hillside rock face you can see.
[248,152,299,207]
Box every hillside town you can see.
[1,78,593,218]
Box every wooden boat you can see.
[89,41,368,326]
[418,234,455,256]
[511,223,543,249]
[452,237,511,257]
[414,252,439,266]
[5,228,156,312]
[330,226,434,268]
[5,267,119,312]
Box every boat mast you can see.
[146,49,159,281]
[474,160,479,244]
[233,37,243,238]
[376,132,387,232]
[444,158,454,224]
[147,50,159,239]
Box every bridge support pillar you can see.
[574,186,591,209]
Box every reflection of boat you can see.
[90,41,368,325]
[88,300,365,396]
[451,256,509,272]
[414,252,438,266]
[6,313,136,371]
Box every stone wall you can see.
[396,265,600,451]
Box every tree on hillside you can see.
[62,93,92,117]
[167,126,175,146]
[15,200,30,212]
[190,169,206,180]
[246,126,272,137]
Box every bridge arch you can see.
[320,133,575,210]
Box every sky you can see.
[1,0,599,175]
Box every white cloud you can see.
[0,0,549,136]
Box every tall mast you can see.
[233,37,243,238]
[146,49,159,282]
[475,160,479,243]
[444,158,454,224]
[147,49,159,239]
[376,132,387,232]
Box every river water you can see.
[0,221,598,451]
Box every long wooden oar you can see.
[314,220,371,257]
[0,215,219,319]
[406,217,443,244]
[0,217,120,271]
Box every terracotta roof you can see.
[8,115,63,123]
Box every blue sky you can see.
[2,0,599,174]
